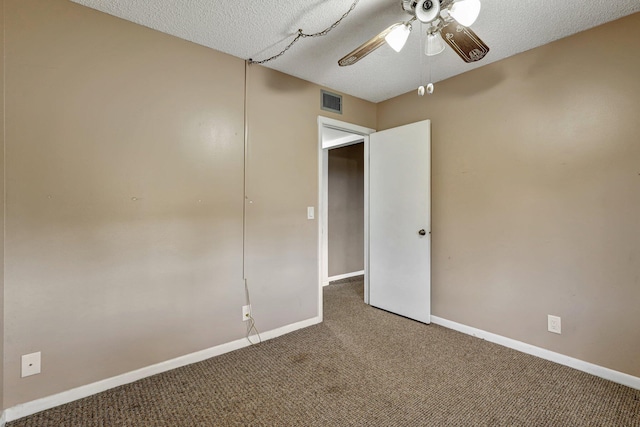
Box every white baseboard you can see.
[324,270,365,286]
[5,316,322,423]
[431,315,640,391]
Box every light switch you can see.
[307,207,315,220]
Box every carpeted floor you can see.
[9,277,640,426]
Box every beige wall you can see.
[328,143,365,277]
[3,0,376,408]
[378,13,640,377]
[244,66,375,332]
[4,0,246,407]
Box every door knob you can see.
[418,229,426,236]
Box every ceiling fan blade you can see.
[338,23,401,67]
[440,22,489,63]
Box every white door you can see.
[369,120,431,323]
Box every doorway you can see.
[318,117,431,324]
[327,143,365,284]
[318,117,375,319]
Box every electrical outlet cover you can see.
[548,315,561,334]
[242,305,251,321]
[22,351,41,377]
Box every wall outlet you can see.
[242,305,251,321]
[548,315,561,334]
[21,351,41,377]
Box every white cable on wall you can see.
[242,61,261,345]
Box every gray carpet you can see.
[9,277,640,426]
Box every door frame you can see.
[317,117,375,320]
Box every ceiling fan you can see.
[338,0,489,67]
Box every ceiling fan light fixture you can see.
[385,23,412,52]
[449,0,481,27]
[415,0,441,23]
[425,32,445,56]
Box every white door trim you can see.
[318,117,375,317]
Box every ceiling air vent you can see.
[321,90,342,114]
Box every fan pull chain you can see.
[248,0,360,65]
[418,23,435,97]
[420,22,426,87]
[428,52,432,86]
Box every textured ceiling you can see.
[71,0,640,103]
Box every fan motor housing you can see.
[403,0,452,14]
